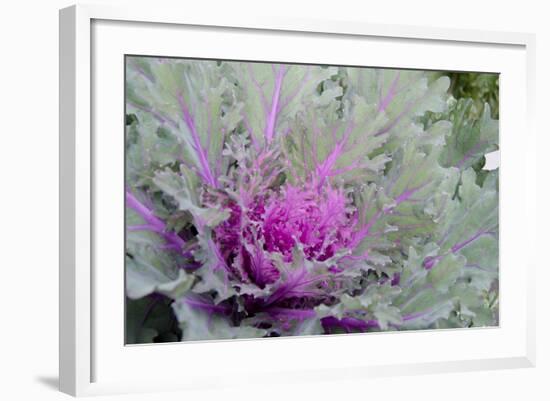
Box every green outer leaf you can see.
[229,62,338,148]
[126,57,242,186]
[172,298,266,341]
[126,207,194,300]
[152,167,230,228]
[439,99,498,170]
[126,262,195,300]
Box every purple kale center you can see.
[213,181,356,287]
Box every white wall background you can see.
[0,0,547,399]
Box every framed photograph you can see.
[59,4,536,396]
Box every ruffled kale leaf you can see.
[127,57,242,188]
[228,62,339,149]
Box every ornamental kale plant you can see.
[125,56,499,343]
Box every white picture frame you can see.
[59,3,536,397]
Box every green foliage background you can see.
[448,72,499,119]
